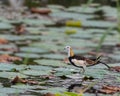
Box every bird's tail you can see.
[95,55,111,69]
[99,61,111,69]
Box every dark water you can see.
[48,0,115,7]
[1,0,116,7]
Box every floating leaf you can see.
[28,65,52,71]
[40,87,66,94]
[15,53,40,58]
[0,22,13,30]
[20,47,49,53]
[11,76,39,85]
[30,42,62,52]
[22,19,54,26]
[0,63,20,71]
[11,84,38,90]
[42,54,66,60]
[0,54,22,63]
[22,69,51,76]
[99,85,120,94]
[0,87,25,94]
[0,72,27,79]
[85,68,108,78]
[34,59,67,67]
[65,20,82,27]
[82,20,116,28]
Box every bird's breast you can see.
[68,56,87,68]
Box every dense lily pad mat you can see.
[0,3,119,96]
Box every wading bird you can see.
[64,46,110,73]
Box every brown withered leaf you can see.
[1,48,19,52]
[99,85,120,94]
[11,76,39,85]
[15,24,27,35]
[0,38,8,44]
[31,8,51,14]
[0,54,22,63]
[43,92,55,96]
[40,75,55,79]
[11,76,26,84]
[110,66,120,72]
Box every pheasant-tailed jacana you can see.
[64,46,110,73]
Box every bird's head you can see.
[64,46,74,57]
[64,46,71,51]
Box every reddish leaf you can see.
[1,48,19,52]
[15,24,27,35]
[43,93,55,96]
[99,85,120,94]
[11,76,27,84]
[31,8,51,14]
[0,38,8,44]
[111,66,120,72]
[0,54,22,63]
[41,75,55,79]
[26,80,39,85]
[11,76,39,85]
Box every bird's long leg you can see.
[80,65,86,74]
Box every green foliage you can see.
[25,0,41,8]
[117,0,120,33]
[96,27,114,52]
[55,92,83,96]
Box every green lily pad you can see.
[21,69,50,76]
[0,87,25,94]
[0,44,16,49]
[109,54,120,61]
[30,42,62,52]
[50,12,94,20]
[38,87,66,94]
[70,33,93,39]
[15,53,40,58]
[22,19,54,26]
[0,51,13,54]
[85,68,108,79]
[0,35,41,41]
[0,63,19,71]
[26,27,47,34]
[11,84,36,90]
[0,72,27,79]
[82,20,116,28]
[0,22,13,30]
[0,93,7,96]
[65,39,97,48]
[67,6,97,14]
[34,59,67,67]
[28,65,52,71]
[42,54,66,60]
[0,35,26,41]
[47,5,65,10]
[20,47,49,53]
[54,67,76,76]
[4,19,23,25]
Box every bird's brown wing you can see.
[71,55,100,66]
[73,55,86,60]
[85,58,96,66]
